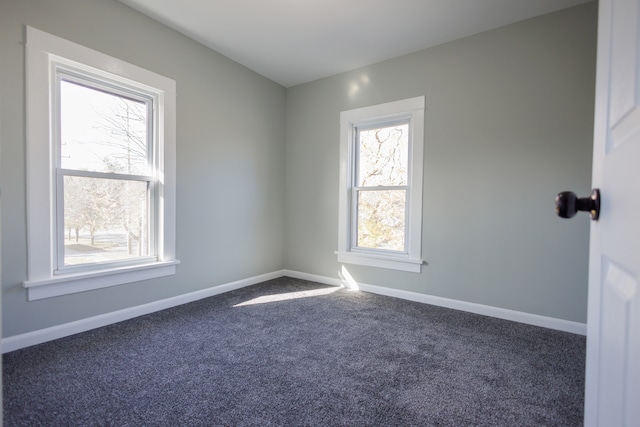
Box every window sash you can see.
[351,186,409,254]
[354,119,411,188]
[55,70,156,176]
[55,170,158,274]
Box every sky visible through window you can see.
[60,80,148,174]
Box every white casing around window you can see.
[336,96,425,273]
[24,26,179,300]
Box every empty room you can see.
[1,0,637,425]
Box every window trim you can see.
[24,26,179,300]
[336,96,425,273]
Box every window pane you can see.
[63,175,150,266]
[356,189,406,251]
[60,80,149,175]
[357,123,409,187]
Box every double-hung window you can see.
[337,97,425,272]
[57,74,156,270]
[24,27,178,300]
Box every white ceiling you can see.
[118,0,592,88]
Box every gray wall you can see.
[284,2,597,323]
[0,0,286,337]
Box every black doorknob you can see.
[555,189,600,220]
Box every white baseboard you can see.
[2,268,586,353]
[2,270,285,353]
[282,270,344,287]
[283,269,587,336]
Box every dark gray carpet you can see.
[3,277,585,426]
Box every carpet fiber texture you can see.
[3,277,586,426]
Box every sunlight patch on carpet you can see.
[233,287,341,307]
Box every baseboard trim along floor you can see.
[282,270,587,336]
[2,269,586,353]
[2,270,283,354]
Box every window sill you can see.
[23,260,180,301]
[335,251,423,273]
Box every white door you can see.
[584,0,640,425]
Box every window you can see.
[337,97,425,272]
[24,27,178,300]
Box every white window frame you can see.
[24,27,179,301]
[336,96,425,273]
[54,73,157,275]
